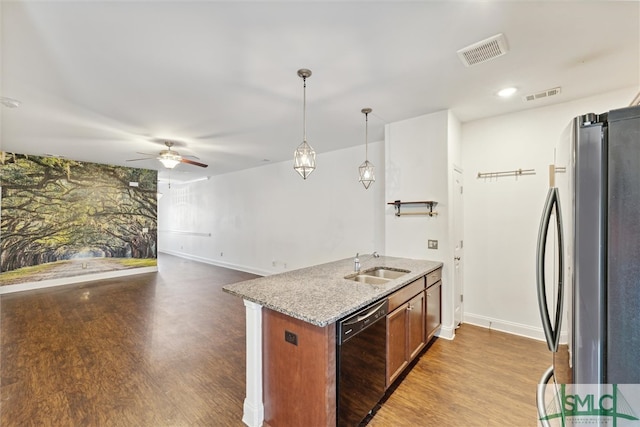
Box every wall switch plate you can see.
[428,239,438,249]
[285,330,298,346]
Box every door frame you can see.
[453,167,464,328]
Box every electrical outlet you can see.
[428,239,438,249]
[284,330,298,346]
[272,260,276,267]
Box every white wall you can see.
[158,86,637,342]
[158,141,385,275]
[384,110,462,339]
[461,87,636,340]
[385,111,449,257]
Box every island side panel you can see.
[262,308,336,427]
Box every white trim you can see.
[436,324,456,340]
[242,300,264,427]
[0,266,158,294]
[463,312,568,344]
[159,249,272,277]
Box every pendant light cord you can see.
[365,111,369,160]
[302,76,307,142]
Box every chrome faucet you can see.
[354,251,379,272]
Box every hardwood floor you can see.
[1,254,259,426]
[1,254,550,426]
[368,326,551,427]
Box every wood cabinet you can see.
[386,278,426,387]
[425,267,442,342]
[386,268,442,388]
[426,281,441,342]
[407,291,426,359]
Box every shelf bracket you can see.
[387,200,438,217]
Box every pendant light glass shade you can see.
[293,69,316,179]
[158,143,182,169]
[294,140,316,179]
[358,108,375,189]
[359,159,375,189]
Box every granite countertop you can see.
[222,255,442,327]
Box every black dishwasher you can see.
[336,299,388,426]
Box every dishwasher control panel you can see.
[337,299,388,345]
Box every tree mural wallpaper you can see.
[0,153,157,286]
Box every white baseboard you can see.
[436,324,456,340]
[159,249,272,277]
[0,266,158,295]
[463,312,568,344]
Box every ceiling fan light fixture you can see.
[158,152,181,169]
[127,141,207,169]
[293,68,316,180]
[358,108,375,189]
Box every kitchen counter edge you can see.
[222,256,443,327]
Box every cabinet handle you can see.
[407,304,413,311]
[427,293,432,297]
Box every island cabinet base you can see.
[262,308,336,427]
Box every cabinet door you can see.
[426,281,442,341]
[407,292,426,360]
[386,304,408,387]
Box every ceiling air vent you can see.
[524,87,562,102]
[457,33,509,67]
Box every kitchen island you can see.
[223,255,442,427]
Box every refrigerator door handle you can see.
[536,365,556,427]
[552,188,564,352]
[536,187,564,352]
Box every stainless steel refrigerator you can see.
[536,105,640,423]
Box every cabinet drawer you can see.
[426,268,442,288]
[388,277,425,312]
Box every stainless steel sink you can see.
[349,275,391,285]
[362,267,410,279]
[345,267,411,284]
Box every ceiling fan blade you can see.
[181,158,208,168]
[136,152,156,156]
[126,157,153,162]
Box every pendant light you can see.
[358,108,375,189]
[293,68,316,179]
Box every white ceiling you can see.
[2,1,639,180]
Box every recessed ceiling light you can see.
[497,87,517,98]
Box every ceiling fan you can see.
[127,141,208,169]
